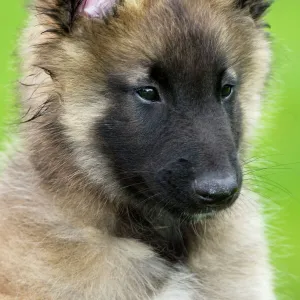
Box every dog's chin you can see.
[125,185,239,225]
[164,206,223,223]
[132,196,227,225]
[181,211,218,223]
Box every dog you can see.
[0,0,275,299]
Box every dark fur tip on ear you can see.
[36,0,84,35]
[236,0,272,20]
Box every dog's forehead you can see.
[78,0,255,86]
[101,1,226,72]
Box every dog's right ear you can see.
[36,0,120,35]
[235,0,272,20]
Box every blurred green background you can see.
[0,1,299,299]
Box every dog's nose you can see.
[193,174,239,206]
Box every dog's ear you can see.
[36,0,120,35]
[79,0,120,18]
[236,0,272,20]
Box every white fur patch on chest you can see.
[153,270,199,300]
[153,289,194,300]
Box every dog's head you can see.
[23,0,271,220]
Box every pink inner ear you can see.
[79,0,117,18]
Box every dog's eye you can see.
[220,84,234,100]
[136,87,161,102]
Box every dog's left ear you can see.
[236,0,272,20]
[79,0,119,18]
[35,0,83,35]
[36,0,120,35]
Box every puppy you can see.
[0,0,275,299]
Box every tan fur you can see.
[0,0,275,299]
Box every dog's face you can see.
[27,0,271,220]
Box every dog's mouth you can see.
[122,176,241,221]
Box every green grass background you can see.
[0,1,299,298]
